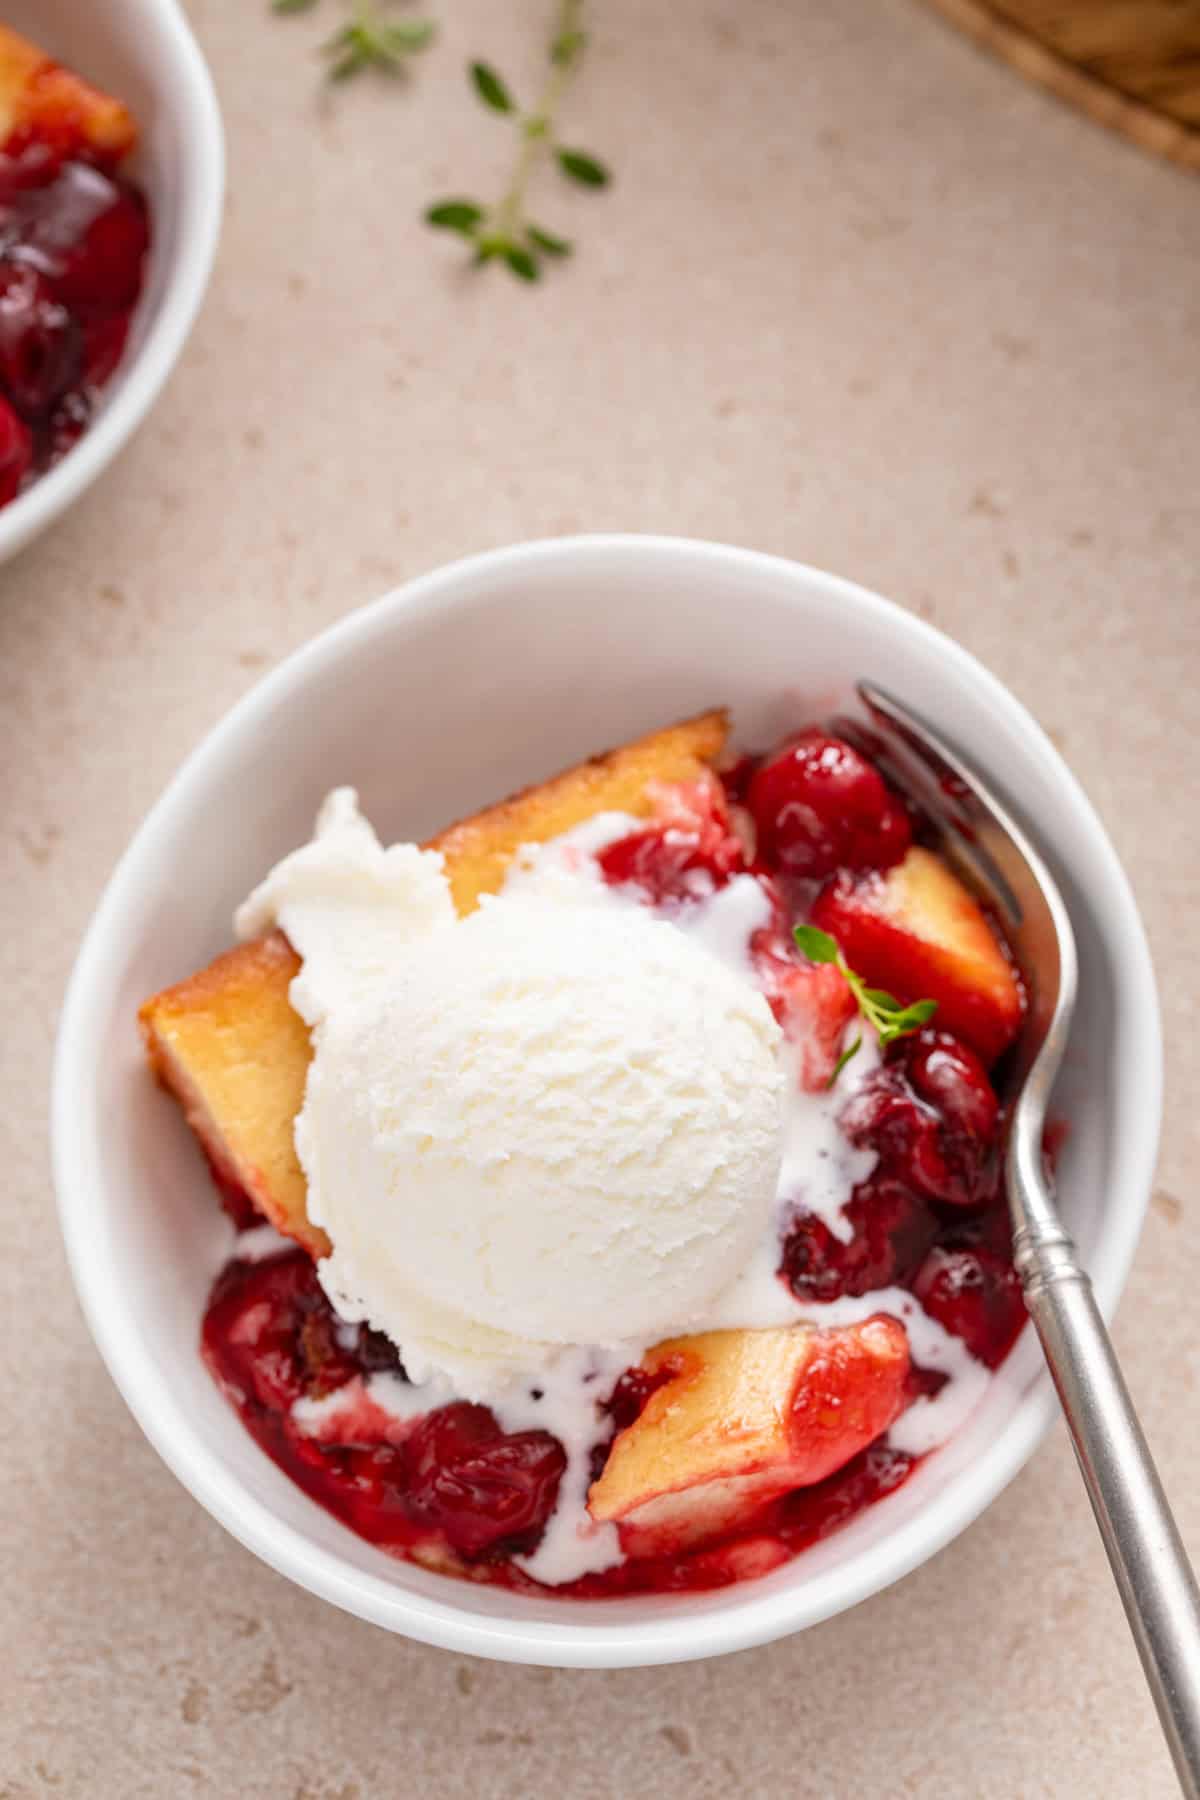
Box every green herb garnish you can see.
[555,147,609,187]
[471,61,515,113]
[271,0,608,279]
[320,4,435,80]
[425,0,610,281]
[793,924,938,1085]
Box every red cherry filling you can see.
[201,1150,261,1231]
[839,1028,1001,1209]
[82,308,130,386]
[604,1361,679,1432]
[589,1358,682,1483]
[780,1176,937,1302]
[598,825,742,904]
[7,163,148,314]
[202,1252,564,1562]
[0,260,79,416]
[781,1028,1003,1300]
[203,1252,366,1412]
[598,776,749,905]
[0,155,147,492]
[754,945,857,1092]
[0,394,31,501]
[718,752,758,807]
[401,1403,566,1558]
[0,144,64,204]
[912,1245,1026,1367]
[905,1363,950,1404]
[777,1440,915,1548]
[746,730,911,879]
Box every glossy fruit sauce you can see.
[200,729,1029,1597]
[0,151,149,501]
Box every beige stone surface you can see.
[2,0,1198,1794]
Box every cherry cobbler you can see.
[0,25,149,502]
[141,709,1029,1596]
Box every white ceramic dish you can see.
[53,536,1161,1667]
[0,0,223,563]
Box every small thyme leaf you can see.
[326,40,369,80]
[321,13,435,80]
[272,0,318,14]
[426,199,484,236]
[528,224,572,255]
[793,922,938,1084]
[472,61,514,112]
[504,245,540,281]
[556,146,610,186]
[883,998,939,1040]
[793,924,839,966]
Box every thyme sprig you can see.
[425,0,611,281]
[793,924,938,1086]
[271,0,435,83]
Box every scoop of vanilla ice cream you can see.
[236,789,785,1402]
[298,894,784,1397]
[235,787,456,1024]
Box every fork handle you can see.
[1015,1224,1200,1797]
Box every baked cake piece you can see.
[0,23,137,165]
[588,1317,911,1553]
[140,709,730,1258]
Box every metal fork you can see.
[844,682,1200,1798]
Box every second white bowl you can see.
[0,0,223,563]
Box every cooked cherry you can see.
[0,150,147,498]
[839,1029,1000,1209]
[912,1245,1026,1367]
[357,1326,407,1377]
[780,1176,937,1302]
[0,260,79,416]
[590,1359,682,1482]
[13,163,148,315]
[778,1441,915,1549]
[0,143,63,205]
[604,1362,678,1433]
[401,1402,566,1558]
[40,388,90,467]
[202,1251,361,1412]
[907,1030,999,1142]
[0,394,31,501]
[719,753,759,807]
[598,823,744,905]
[746,730,911,879]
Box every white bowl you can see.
[53,536,1162,1667]
[0,0,223,563]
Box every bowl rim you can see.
[52,533,1163,1666]
[0,0,224,563]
